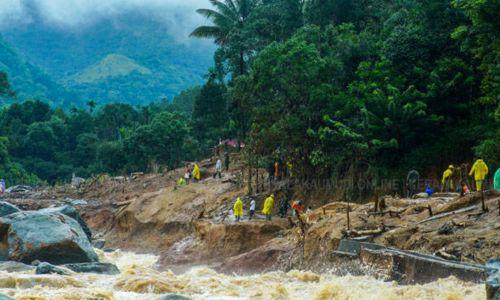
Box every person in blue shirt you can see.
[425,184,434,196]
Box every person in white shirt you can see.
[249,199,256,220]
[213,159,222,179]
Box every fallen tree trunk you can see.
[418,205,477,224]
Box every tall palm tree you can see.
[191,0,254,45]
[190,0,256,75]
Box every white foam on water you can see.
[0,250,486,299]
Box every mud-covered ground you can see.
[1,157,499,276]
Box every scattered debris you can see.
[5,185,32,194]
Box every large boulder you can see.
[0,211,98,265]
[0,202,20,217]
[39,205,92,240]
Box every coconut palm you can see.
[191,0,257,75]
[190,0,256,45]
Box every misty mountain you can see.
[1,10,214,106]
[0,34,80,107]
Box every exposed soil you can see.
[1,156,498,276]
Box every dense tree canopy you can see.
[0,0,498,195]
[0,100,198,185]
[190,0,499,196]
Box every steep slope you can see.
[0,35,81,107]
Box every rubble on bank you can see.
[0,158,497,287]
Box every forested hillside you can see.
[1,10,214,106]
[0,0,498,192]
[0,35,80,107]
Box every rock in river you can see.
[0,211,98,265]
[63,262,120,275]
[39,205,92,240]
[0,201,20,217]
[35,262,72,275]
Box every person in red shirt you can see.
[291,200,304,215]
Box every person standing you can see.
[262,194,275,221]
[233,197,243,222]
[267,161,275,182]
[0,179,5,193]
[184,165,191,184]
[441,165,454,192]
[192,163,201,181]
[291,200,304,216]
[469,159,488,191]
[214,158,222,179]
[249,198,256,220]
[406,170,419,198]
[494,168,500,191]
[224,151,230,171]
[278,195,289,218]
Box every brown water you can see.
[0,250,485,299]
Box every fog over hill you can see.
[0,0,215,107]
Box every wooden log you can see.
[113,200,133,207]
[342,226,386,238]
[418,205,477,224]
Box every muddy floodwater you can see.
[0,250,485,300]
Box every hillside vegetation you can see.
[1,11,214,106]
[70,54,152,84]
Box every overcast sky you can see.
[0,0,209,37]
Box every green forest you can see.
[0,0,498,192]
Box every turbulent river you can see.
[0,250,485,299]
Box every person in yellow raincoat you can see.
[177,177,186,187]
[441,165,454,192]
[469,159,488,191]
[233,197,243,222]
[192,163,201,181]
[262,194,275,221]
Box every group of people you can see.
[177,163,201,186]
[177,153,231,187]
[233,193,311,222]
[407,158,498,197]
[441,158,495,193]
